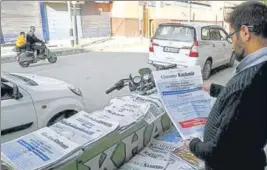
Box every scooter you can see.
[15,43,58,68]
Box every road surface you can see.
[1,52,237,112]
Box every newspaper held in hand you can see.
[171,145,204,169]
[1,127,81,170]
[153,66,212,140]
[119,155,168,170]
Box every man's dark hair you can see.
[225,1,267,38]
[20,32,25,35]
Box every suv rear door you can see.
[149,24,197,66]
[218,28,232,64]
[208,27,226,68]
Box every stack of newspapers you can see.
[91,94,166,133]
[1,127,82,170]
[120,126,205,170]
[1,110,120,170]
[50,110,120,148]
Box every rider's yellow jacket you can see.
[16,35,26,47]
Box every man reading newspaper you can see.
[186,2,267,170]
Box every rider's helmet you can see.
[29,26,36,33]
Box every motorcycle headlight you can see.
[69,86,83,96]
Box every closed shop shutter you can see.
[1,1,43,43]
[45,2,83,40]
[81,2,111,38]
[46,3,70,40]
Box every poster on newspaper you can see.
[1,127,81,170]
[153,66,212,140]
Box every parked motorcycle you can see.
[14,43,57,68]
[106,64,177,95]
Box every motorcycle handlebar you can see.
[105,86,118,94]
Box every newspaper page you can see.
[149,139,182,153]
[108,95,165,124]
[68,110,119,135]
[171,145,204,169]
[50,118,102,147]
[1,127,81,170]
[138,147,171,161]
[90,97,151,133]
[165,154,194,170]
[156,126,183,144]
[119,155,169,170]
[153,66,212,140]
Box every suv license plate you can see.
[163,47,180,53]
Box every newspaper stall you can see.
[1,94,172,170]
[1,66,215,170]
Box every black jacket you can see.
[26,31,42,44]
[189,61,267,170]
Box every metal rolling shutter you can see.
[45,3,70,40]
[1,1,43,43]
[81,2,111,38]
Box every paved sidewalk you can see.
[1,37,149,63]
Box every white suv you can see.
[148,23,235,80]
[1,72,85,143]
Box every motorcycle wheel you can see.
[47,54,57,64]
[19,61,30,68]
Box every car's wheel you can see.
[202,60,212,80]
[47,110,77,126]
[19,61,30,68]
[228,52,235,67]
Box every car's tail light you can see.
[149,39,159,52]
[189,41,199,57]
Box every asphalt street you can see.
[1,52,237,113]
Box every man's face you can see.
[31,27,36,33]
[229,25,251,62]
[229,27,245,62]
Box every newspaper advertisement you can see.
[1,127,80,170]
[171,146,204,169]
[119,155,169,170]
[50,117,104,146]
[153,66,212,140]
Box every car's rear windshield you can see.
[154,25,195,42]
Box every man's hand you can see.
[203,81,212,94]
[184,137,194,149]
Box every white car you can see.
[1,72,85,143]
[149,23,235,80]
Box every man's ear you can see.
[240,25,251,42]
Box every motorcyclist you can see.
[26,26,45,57]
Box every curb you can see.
[1,48,88,64]
[86,41,148,52]
[80,37,111,48]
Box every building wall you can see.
[1,1,43,43]
[81,1,111,38]
[110,1,238,37]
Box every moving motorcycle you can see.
[106,64,177,95]
[14,42,58,68]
